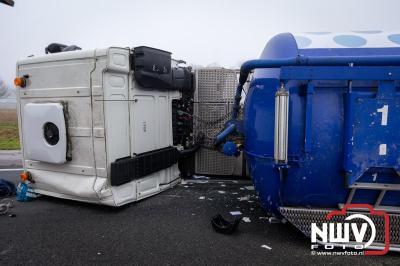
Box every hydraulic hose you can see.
[179,143,201,158]
[213,123,236,145]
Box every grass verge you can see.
[0,109,20,150]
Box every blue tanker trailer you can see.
[216,32,400,251]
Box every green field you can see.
[0,109,20,150]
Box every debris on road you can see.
[193,175,210,180]
[229,211,242,216]
[160,194,183,198]
[211,214,241,235]
[242,217,251,223]
[261,244,272,250]
[268,217,282,224]
[237,195,251,201]
[0,198,14,215]
[16,182,40,202]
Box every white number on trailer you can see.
[376,104,389,156]
[377,105,388,126]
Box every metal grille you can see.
[194,68,241,176]
[280,207,400,247]
[194,103,229,146]
[195,148,239,176]
[195,68,238,102]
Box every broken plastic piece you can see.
[242,217,251,223]
[268,217,282,224]
[193,175,210,180]
[0,198,14,215]
[261,244,272,250]
[211,214,241,235]
[237,195,251,201]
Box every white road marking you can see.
[0,168,23,172]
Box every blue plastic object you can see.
[16,182,39,202]
[214,123,236,145]
[223,141,238,156]
[225,33,400,216]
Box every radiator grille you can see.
[194,68,241,176]
[195,68,237,102]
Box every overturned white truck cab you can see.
[15,46,193,206]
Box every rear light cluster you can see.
[14,75,29,88]
[20,171,32,182]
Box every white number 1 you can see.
[377,105,388,126]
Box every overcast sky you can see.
[1,0,399,85]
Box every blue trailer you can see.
[216,32,400,251]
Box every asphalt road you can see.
[0,170,398,265]
[0,150,22,169]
